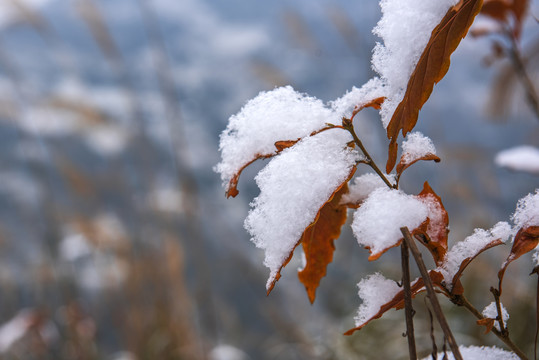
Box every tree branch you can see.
[401,241,417,360]
[400,227,463,360]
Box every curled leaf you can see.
[386,0,483,172]
[397,153,441,177]
[498,226,539,293]
[477,317,496,333]
[298,183,350,304]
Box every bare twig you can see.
[490,287,507,336]
[400,227,463,360]
[342,118,396,189]
[401,241,417,360]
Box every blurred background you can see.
[0,0,537,359]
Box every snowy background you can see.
[0,0,537,359]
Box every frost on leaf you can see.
[498,190,539,293]
[385,0,483,172]
[351,188,429,260]
[340,173,396,208]
[415,182,449,266]
[298,183,351,303]
[396,132,440,176]
[244,129,358,292]
[215,86,337,197]
[439,222,511,291]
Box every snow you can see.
[439,222,512,286]
[511,189,539,229]
[330,78,387,118]
[216,86,338,188]
[495,146,539,174]
[423,345,518,360]
[354,273,401,327]
[351,188,429,259]
[341,172,396,205]
[244,129,358,289]
[371,0,459,127]
[209,345,248,360]
[401,132,437,164]
[482,301,509,331]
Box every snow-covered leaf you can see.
[396,132,440,176]
[386,0,483,172]
[297,182,351,303]
[244,129,358,291]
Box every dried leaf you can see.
[415,182,449,266]
[396,153,441,177]
[344,277,426,335]
[352,97,386,117]
[298,183,350,304]
[266,167,357,295]
[480,0,529,38]
[498,226,539,293]
[477,317,496,333]
[451,238,504,291]
[481,0,512,21]
[386,0,483,172]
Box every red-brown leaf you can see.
[298,183,350,304]
[396,153,441,177]
[386,0,483,172]
[451,238,504,292]
[266,166,357,295]
[498,226,539,294]
[480,0,528,38]
[477,317,496,333]
[415,182,449,266]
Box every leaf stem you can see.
[490,287,507,336]
[342,118,396,189]
[400,227,463,360]
[401,241,417,360]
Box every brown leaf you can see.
[352,97,386,118]
[451,238,504,291]
[481,0,512,21]
[385,0,483,172]
[477,317,496,333]
[498,226,539,294]
[266,166,357,295]
[298,183,350,304]
[396,153,441,177]
[480,0,529,39]
[415,182,449,266]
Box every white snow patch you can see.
[423,345,518,360]
[351,188,429,258]
[244,129,357,289]
[330,78,387,118]
[495,146,539,174]
[439,222,512,286]
[209,344,248,360]
[354,273,401,327]
[341,172,396,205]
[216,86,338,188]
[482,301,509,331]
[401,132,437,164]
[511,189,539,229]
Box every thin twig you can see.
[342,118,396,189]
[452,294,529,360]
[400,227,463,360]
[401,241,417,360]
[490,287,507,335]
